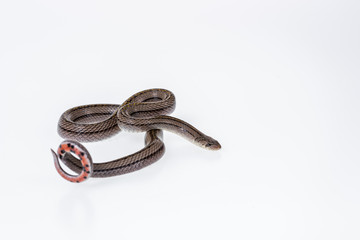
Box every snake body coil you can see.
[51,89,221,182]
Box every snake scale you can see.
[51,88,221,183]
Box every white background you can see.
[0,0,359,239]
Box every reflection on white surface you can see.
[0,0,359,239]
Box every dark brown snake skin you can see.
[51,89,221,182]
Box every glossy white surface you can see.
[0,1,359,239]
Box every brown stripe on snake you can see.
[51,89,221,182]
[59,129,165,177]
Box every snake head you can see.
[195,136,221,150]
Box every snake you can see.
[51,88,221,183]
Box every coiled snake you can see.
[51,89,221,183]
